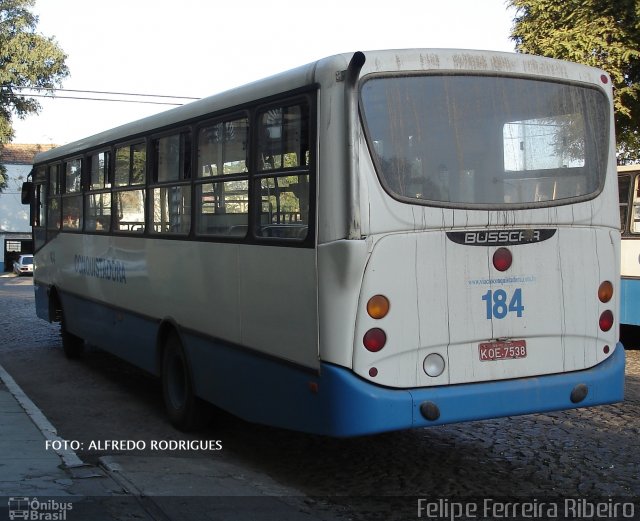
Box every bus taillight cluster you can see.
[363,295,390,353]
[598,281,614,336]
[362,293,448,380]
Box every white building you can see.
[0,143,56,271]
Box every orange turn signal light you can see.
[367,295,390,319]
[598,281,613,303]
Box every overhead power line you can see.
[25,88,200,100]
[7,86,201,106]
[19,93,186,106]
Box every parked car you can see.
[13,255,33,276]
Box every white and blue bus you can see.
[618,165,640,327]
[23,49,625,436]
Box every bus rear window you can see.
[360,75,609,207]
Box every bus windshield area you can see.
[360,74,609,207]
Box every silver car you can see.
[13,255,33,276]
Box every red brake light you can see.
[493,247,512,272]
[363,328,386,352]
[599,310,614,332]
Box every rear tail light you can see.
[492,247,512,272]
[363,328,386,352]
[367,295,390,319]
[599,310,614,332]
[598,281,613,303]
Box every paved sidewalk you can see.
[0,364,97,496]
[0,378,75,497]
[0,364,151,520]
[0,362,339,520]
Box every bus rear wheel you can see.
[161,332,204,431]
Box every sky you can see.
[12,0,517,146]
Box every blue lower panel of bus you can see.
[621,277,640,326]
[186,331,625,437]
[51,288,625,437]
[54,289,159,375]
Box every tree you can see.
[509,0,640,163]
[0,0,69,187]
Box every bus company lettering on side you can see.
[74,255,127,284]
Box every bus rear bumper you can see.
[318,343,625,437]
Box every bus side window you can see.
[255,102,310,240]
[113,142,146,233]
[619,173,631,232]
[33,166,47,250]
[86,151,112,233]
[632,175,640,234]
[195,116,249,237]
[115,189,145,233]
[47,164,61,234]
[61,158,83,231]
[151,132,191,235]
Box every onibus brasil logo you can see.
[8,497,72,520]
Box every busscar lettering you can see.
[74,255,127,284]
[464,230,541,245]
[446,228,556,246]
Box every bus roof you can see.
[33,57,330,164]
[34,48,609,165]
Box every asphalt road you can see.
[0,274,638,520]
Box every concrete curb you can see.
[0,363,85,469]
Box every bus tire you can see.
[161,332,203,431]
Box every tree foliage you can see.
[0,0,69,186]
[509,0,640,163]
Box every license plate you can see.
[479,340,527,361]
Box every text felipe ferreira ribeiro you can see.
[417,498,636,520]
[46,439,223,451]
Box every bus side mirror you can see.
[21,182,33,205]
